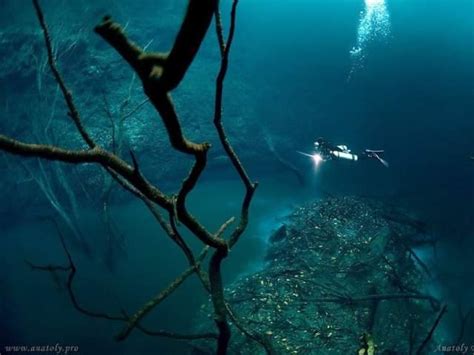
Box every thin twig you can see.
[214,4,226,56]
[215,216,235,238]
[120,98,150,122]
[137,325,218,340]
[32,0,95,148]
[307,293,440,306]
[115,247,209,341]
[226,303,275,355]
[416,304,448,355]
[213,0,258,250]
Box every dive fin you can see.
[374,154,389,168]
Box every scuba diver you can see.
[299,137,389,167]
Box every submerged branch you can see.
[32,0,95,148]
[226,303,276,355]
[0,135,172,209]
[213,0,258,250]
[85,15,223,246]
[115,248,209,341]
[3,1,258,353]
[416,304,448,355]
[28,219,126,322]
[214,4,226,56]
[137,325,218,340]
[29,219,213,342]
[306,293,441,308]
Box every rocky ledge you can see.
[192,196,441,354]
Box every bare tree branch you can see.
[28,219,126,322]
[2,1,259,353]
[136,325,218,340]
[306,293,440,308]
[94,1,229,250]
[28,220,215,342]
[215,216,235,238]
[456,306,473,343]
[213,0,257,249]
[207,1,257,353]
[115,247,209,341]
[0,135,172,210]
[226,303,276,355]
[208,2,270,353]
[416,304,448,355]
[120,98,149,122]
[214,4,226,56]
[32,0,95,148]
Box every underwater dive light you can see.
[297,151,324,167]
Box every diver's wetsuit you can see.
[315,138,342,159]
[315,138,358,161]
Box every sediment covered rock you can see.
[192,197,440,354]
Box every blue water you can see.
[0,0,473,353]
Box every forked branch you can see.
[28,219,215,341]
[2,0,260,354]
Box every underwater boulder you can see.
[192,197,441,354]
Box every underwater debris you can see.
[192,197,441,354]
